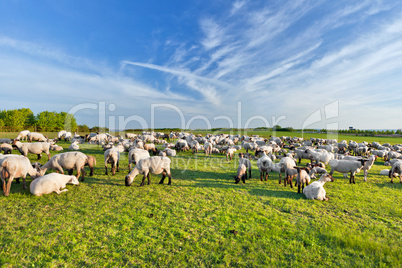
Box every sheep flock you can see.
[0,129,401,200]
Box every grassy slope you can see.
[0,132,401,267]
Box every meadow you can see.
[0,131,401,267]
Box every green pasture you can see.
[0,132,401,267]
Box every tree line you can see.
[0,108,78,132]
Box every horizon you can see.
[1,1,402,130]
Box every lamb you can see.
[238,153,251,178]
[0,156,40,196]
[39,152,92,181]
[293,167,311,193]
[125,156,172,186]
[284,167,298,187]
[27,132,47,142]
[362,155,377,182]
[128,148,150,172]
[309,166,327,179]
[204,142,213,156]
[144,143,157,155]
[389,160,402,183]
[303,174,334,201]
[234,164,247,184]
[30,173,79,196]
[12,140,51,160]
[104,148,120,175]
[16,130,30,141]
[328,159,368,184]
[277,157,297,184]
[0,143,13,154]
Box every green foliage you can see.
[78,124,90,132]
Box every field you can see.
[0,131,401,267]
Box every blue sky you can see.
[1,0,402,130]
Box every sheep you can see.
[257,153,271,181]
[362,155,377,182]
[309,166,327,179]
[0,155,40,196]
[128,148,150,172]
[50,144,63,151]
[242,142,258,153]
[303,174,334,201]
[284,167,298,187]
[30,173,79,196]
[125,156,172,186]
[238,153,251,179]
[12,140,51,160]
[57,130,67,140]
[294,167,311,193]
[39,152,91,181]
[328,159,368,184]
[204,142,213,156]
[159,148,176,157]
[277,157,297,184]
[104,148,120,175]
[305,148,334,165]
[295,147,313,164]
[389,160,402,183]
[226,148,237,161]
[144,143,157,155]
[68,140,80,151]
[0,143,13,154]
[27,132,47,142]
[234,164,247,184]
[380,169,391,176]
[16,130,30,141]
[175,139,189,152]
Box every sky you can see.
[1,0,402,131]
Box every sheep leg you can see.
[105,164,108,175]
[22,175,27,189]
[4,176,14,197]
[116,161,119,172]
[140,173,147,186]
[112,162,116,176]
[55,189,68,194]
[128,163,131,172]
[80,168,86,182]
[159,171,166,184]
[242,174,246,183]
[284,177,287,187]
[289,178,293,188]
[147,173,151,185]
[37,154,41,160]
[1,178,6,195]
[260,172,263,181]
[167,172,172,185]
[265,172,268,181]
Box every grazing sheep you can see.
[144,143,157,155]
[389,160,402,183]
[362,155,377,182]
[0,143,13,154]
[104,148,120,175]
[306,149,334,165]
[30,173,79,196]
[0,156,40,196]
[16,130,30,141]
[380,169,391,176]
[128,148,150,172]
[242,142,258,153]
[204,142,213,156]
[125,156,172,186]
[39,152,90,181]
[303,174,334,201]
[309,166,327,179]
[234,164,247,184]
[328,159,368,184]
[12,140,51,160]
[27,132,47,142]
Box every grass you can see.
[0,132,401,267]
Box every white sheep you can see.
[306,148,334,165]
[159,148,176,157]
[104,148,120,175]
[238,153,252,179]
[328,159,367,184]
[257,152,270,181]
[50,144,64,151]
[16,130,30,141]
[0,155,40,196]
[389,160,402,183]
[226,148,237,161]
[303,174,334,201]
[39,152,91,181]
[125,156,172,186]
[27,132,47,142]
[0,143,13,154]
[12,140,51,160]
[30,173,79,196]
[128,148,150,171]
[362,155,377,182]
[68,140,80,151]
[294,167,311,193]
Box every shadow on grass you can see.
[374,181,402,189]
[170,168,304,200]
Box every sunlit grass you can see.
[0,132,401,267]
